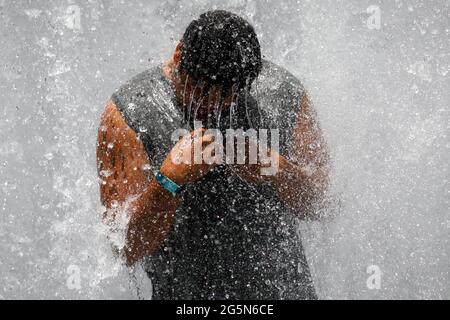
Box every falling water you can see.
[0,0,448,299]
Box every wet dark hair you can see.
[180,10,262,96]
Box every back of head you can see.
[180,10,262,94]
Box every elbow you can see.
[122,227,150,267]
[286,194,316,220]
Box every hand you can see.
[160,128,218,185]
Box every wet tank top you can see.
[111,60,317,300]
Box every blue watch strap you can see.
[155,171,182,195]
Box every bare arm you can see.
[97,101,180,265]
[235,92,330,219]
[270,93,330,218]
[97,101,216,265]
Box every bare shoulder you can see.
[99,101,133,139]
[97,100,148,154]
[97,100,151,207]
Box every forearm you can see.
[124,178,181,265]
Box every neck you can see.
[162,59,187,107]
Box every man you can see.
[97,10,329,300]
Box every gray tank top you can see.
[111,60,316,300]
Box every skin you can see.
[97,44,329,266]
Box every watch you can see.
[155,170,182,195]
